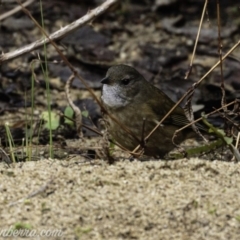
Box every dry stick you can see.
[183,0,208,141]
[0,0,119,63]
[175,100,237,134]
[0,0,34,21]
[65,73,101,137]
[65,74,83,137]
[231,132,240,161]
[131,41,240,155]
[220,114,240,136]
[184,0,208,80]
[216,0,227,111]
[14,0,141,148]
[235,132,240,149]
[0,147,11,165]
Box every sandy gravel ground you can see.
[0,158,240,239]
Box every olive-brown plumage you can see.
[101,64,196,158]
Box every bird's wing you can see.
[145,87,205,130]
[144,87,187,124]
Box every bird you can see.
[100,64,200,158]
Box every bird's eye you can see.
[121,78,131,85]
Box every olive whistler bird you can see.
[101,64,201,158]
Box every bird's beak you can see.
[100,77,110,84]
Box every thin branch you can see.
[0,0,34,21]
[0,0,119,63]
[185,0,208,79]
[216,0,227,111]
[65,74,83,137]
[174,100,237,134]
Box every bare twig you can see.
[183,0,208,141]
[216,0,227,111]
[184,0,208,79]
[0,0,119,63]
[0,147,11,165]
[65,74,83,137]
[235,132,240,149]
[0,0,34,21]
[175,100,237,134]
